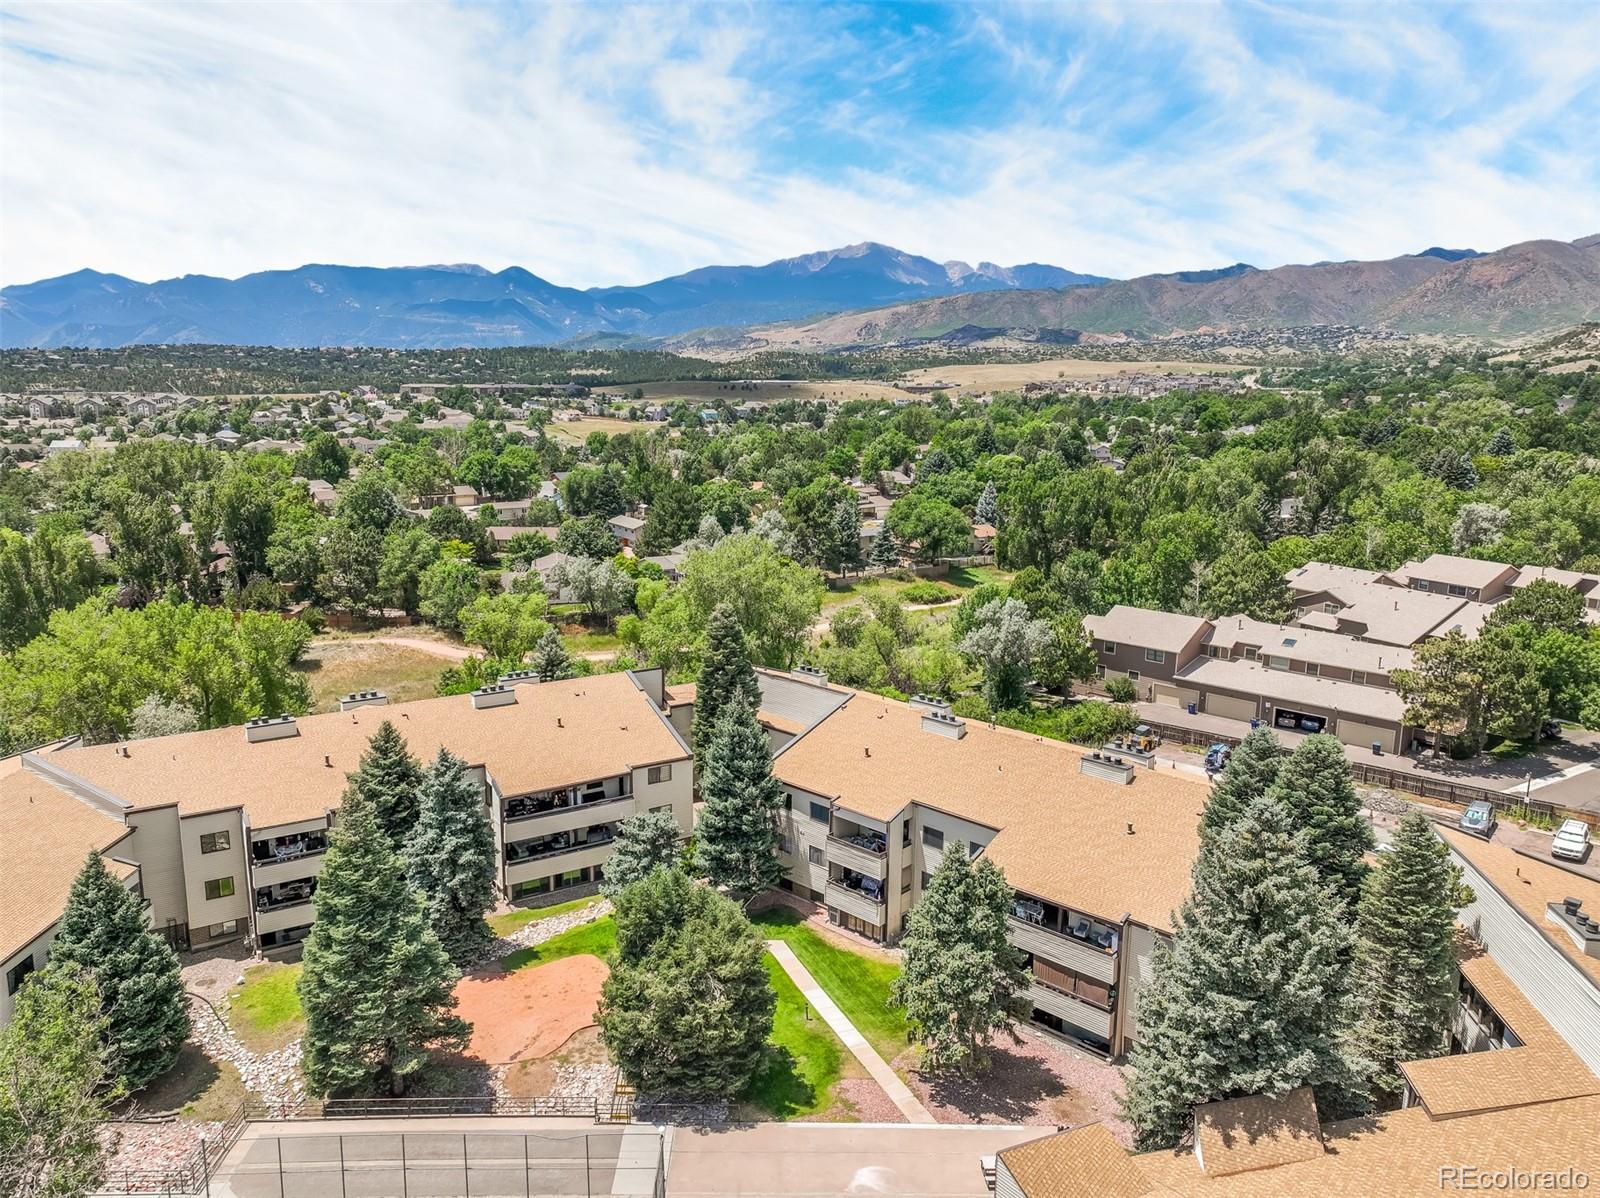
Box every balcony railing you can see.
[251,838,328,865]
[504,791,632,823]
[505,833,617,865]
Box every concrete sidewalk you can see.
[764,940,935,1123]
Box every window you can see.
[1303,663,1319,677]
[1267,655,1290,671]
[922,826,944,850]
[207,919,239,938]
[809,801,830,824]
[779,834,793,855]
[1413,580,1430,591]
[901,864,912,894]
[1243,647,1258,661]
[650,804,671,815]
[1447,583,1467,597]
[199,831,230,854]
[1351,671,1367,686]
[1322,601,1340,614]
[1125,670,1139,681]
[1101,641,1117,654]
[808,846,825,866]
[1143,648,1166,663]
[647,764,672,784]
[902,818,911,847]
[6,955,35,996]
[204,876,235,901]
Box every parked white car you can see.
[1551,819,1592,863]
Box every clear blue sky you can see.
[2,0,1596,286]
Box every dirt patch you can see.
[455,955,608,1066]
[829,1077,905,1124]
[902,1025,1133,1140]
[502,1025,611,1098]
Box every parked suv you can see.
[1551,819,1592,863]
[1458,801,1497,841]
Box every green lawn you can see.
[752,908,909,1067]
[488,896,604,936]
[742,953,850,1119]
[563,629,624,655]
[946,565,1013,589]
[501,916,618,972]
[226,962,305,1052]
[1484,736,1538,760]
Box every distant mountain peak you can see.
[1412,247,1482,262]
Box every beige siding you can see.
[178,811,249,942]
[1,926,56,1025]
[124,806,186,930]
[1117,922,1166,1052]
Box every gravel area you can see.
[830,1077,906,1123]
[98,1119,220,1187]
[905,1023,1132,1141]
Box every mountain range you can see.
[0,243,1106,349]
[3,236,1596,350]
[699,236,1600,351]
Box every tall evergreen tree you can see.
[1350,813,1472,1105]
[0,965,118,1198]
[300,785,469,1096]
[691,602,758,770]
[46,853,189,1090]
[976,480,999,528]
[1266,734,1373,908]
[344,720,424,848]
[599,810,683,900]
[405,748,498,964]
[693,693,784,903]
[868,524,899,571]
[1200,726,1286,837]
[891,850,1028,1073]
[1122,796,1367,1150]
[527,625,576,681]
[598,876,775,1098]
[832,498,864,575]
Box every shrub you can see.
[901,581,952,605]
[1056,701,1138,745]
[1105,675,1138,703]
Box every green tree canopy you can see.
[405,748,499,964]
[693,693,784,903]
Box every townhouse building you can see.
[1,670,692,1012]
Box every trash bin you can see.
[1187,703,1197,715]
[1249,718,1260,729]
[1371,741,1383,756]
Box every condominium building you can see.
[1,669,693,1018]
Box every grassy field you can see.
[898,358,1249,392]
[488,896,605,937]
[821,565,1012,611]
[226,962,305,1053]
[743,953,853,1120]
[752,908,909,1068]
[501,916,618,972]
[631,379,922,406]
[297,638,448,711]
[543,416,666,444]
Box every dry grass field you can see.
[543,415,666,443]
[898,358,1250,392]
[630,378,924,406]
[297,635,453,711]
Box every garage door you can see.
[1336,718,1396,753]
[1205,692,1257,722]
[1151,683,1201,709]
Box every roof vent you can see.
[338,689,389,711]
[498,669,543,687]
[921,710,967,740]
[791,665,829,687]
[909,693,951,715]
[470,684,517,710]
[245,714,299,743]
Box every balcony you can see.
[1027,981,1113,1040]
[251,847,329,889]
[504,781,631,824]
[826,874,886,925]
[256,878,317,913]
[826,831,889,880]
[1006,916,1117,983]
[251,831,328,865]
[505,825,617,867]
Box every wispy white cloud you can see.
[0,0,1595,288]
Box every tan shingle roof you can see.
[1193,1087,1324,1177]
[998,1124,1153,1197]
[1392,554,1517,591]
[1312,584,1473,646]
[1400,943,1599,1117]
[0,770,134,956]
[773,691,1207,930]
[1204,617,1413,675]
[1084,606,1211,654]
[48,671,688,831]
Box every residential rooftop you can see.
[40,670,688,831]
[1204,615,1414,675]
[1389,553,1518,591]
[1175,657,1408,723]
[773,689,1207,931]
[1084,605,1211,654]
